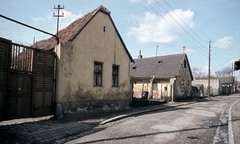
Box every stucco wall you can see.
[175,59,192,99]
[55,12,132,112]
[132,79,171,100]
[192,78,220,96]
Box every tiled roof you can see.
[130,53,192,79]
[34,5,110,50]
[219,77,234,84]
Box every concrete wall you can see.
[192,78,220,96]
[55,12,132,113]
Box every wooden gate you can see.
[0,38,55,120]
[33,49,55,117]
[0,38,11,121]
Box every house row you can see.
[32,5,196,117]
[1,5,237,121]
[2,5,208,119]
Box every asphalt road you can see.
[67,95,240,144]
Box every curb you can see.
[228,98,240,144]
[100,102,195,125]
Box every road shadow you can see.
[77,121,226,144]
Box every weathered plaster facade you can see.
[133,79,171,100]
[174,60,192,100]
[192,78,221,96]
[54,7,133,113]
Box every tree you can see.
[192,67,207,78]
[215,66,233,77]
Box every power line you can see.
[174,0,210,40]
[48,0,54,13]
[138,0,209,58]
[153,0,209,53]
[171,0,233,65]
[164,0,207,45]
[139,0,232,67]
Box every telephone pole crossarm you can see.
[53,5,64,39]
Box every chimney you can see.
[138,50,142,59]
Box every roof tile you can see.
[34,5,110,50]
[130,53,186,79]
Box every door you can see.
[6,73,32,119]
[32,50,55,117]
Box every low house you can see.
[219,77,235,95]
[192,78,221,96]
[35,5,134,115]
[130,53,193,101]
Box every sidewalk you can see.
[0,98,210,144]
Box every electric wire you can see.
[161,0,230,66]
[138,0,236,71]
[138,0,208,58]
[175,0,237,66]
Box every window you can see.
[152,82,158,90]
[93,62,102,86]
[112,65,119,87]
[184,59,186,68]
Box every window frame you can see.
[112,65,119,87]
[184,59,187,68]
[93,61,103,87]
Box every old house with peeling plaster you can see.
[130,53,193,101]
[219,77,236,95]
[35,5,134,116]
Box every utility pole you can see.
[208,40,213,99]
[53,5,64,41]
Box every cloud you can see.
[127,9,196,44]
[214,36,234,49]
[59,10,82,29]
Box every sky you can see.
[1,0,240,80]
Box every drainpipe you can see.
[170,76,176,103]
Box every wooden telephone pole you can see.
[53,5,64,40]
[208,40,213,99]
